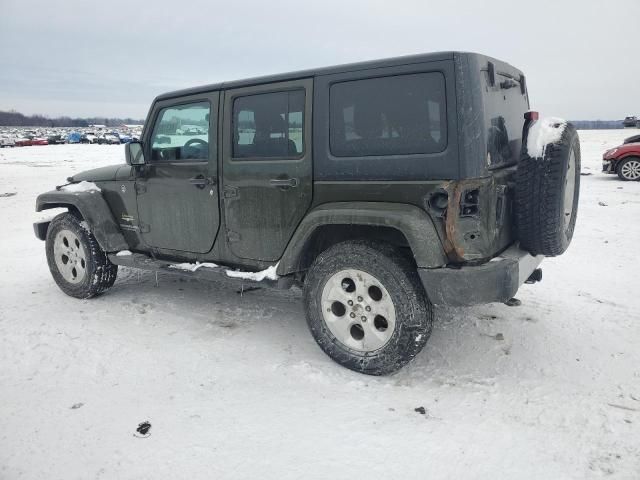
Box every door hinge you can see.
[135,182,147,195]
[223,186,239,199]
[138,222,150,233]
[227,230,241,243]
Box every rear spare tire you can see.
[516,121,580,256]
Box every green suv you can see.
[34,52,581,375]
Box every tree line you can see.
[0,110,143,127]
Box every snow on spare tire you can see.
[516,117,581,257]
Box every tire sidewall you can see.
[304,241,432,375]
[617,157,640,181]
[552,129,581,251]
[46,213,103,298]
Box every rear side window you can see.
[330,72,447,157]
[233,90,304,159]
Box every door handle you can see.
[269,177,298,188]
[189,175,215,189]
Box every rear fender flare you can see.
[277,202,447,275]
[36,189,128,252]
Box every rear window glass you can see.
[483,71,529,167]
[330,72,447,157]
[232,90,304,159]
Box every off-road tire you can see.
[303,240,433,376]
[616,157,640,181]
[516,123,581,256]
[46,212,118,298]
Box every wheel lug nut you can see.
[350,312,356,318]
[361,316,367,322]
[357,296,363,302]
[365,306,371,312]
[347,300,353,306]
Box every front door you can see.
[222,79,312,261]
[136,93,220,253]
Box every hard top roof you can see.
[155,51,457,101]
[154,51,522,102]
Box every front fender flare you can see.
[35,189,128,252]
[277,202,447,275]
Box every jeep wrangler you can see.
[34,52,580,375]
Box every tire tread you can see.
[46,213,117,299]
[516,124,580,256]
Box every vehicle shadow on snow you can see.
[105,267,308,334]
[101,268,543,385]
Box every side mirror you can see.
[125,141,145,166]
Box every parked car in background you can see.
[67,132,82,144]
[623,134,640,144]
[0,137,16,148]
[623,116,639,128]
[80,133,96,144]
[180,125,206,135]
[104,134,121,144]
[47,135,66,145]
[93,134,119,145]
[0,126,143,147]
[15,137,33,147]
[603,136,640,180]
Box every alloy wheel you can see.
[320,269,396,353]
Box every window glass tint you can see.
[233,90,304,159]
[330,73,447,157]
[150,101,210,161]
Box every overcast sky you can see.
[1,0,638,120]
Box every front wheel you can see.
[303,240,433,376]
[45,213,118,298]
[617,157,640,181]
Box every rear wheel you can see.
[617,157,640,181]
[46,213,118,298]
[303,240,432,375]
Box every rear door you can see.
[136,93,220,253]
[222,79,312,261]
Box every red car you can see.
[31,138,49,146]
[15,137,33,147]
[603,135,640,181]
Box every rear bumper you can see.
[418,244,543,306]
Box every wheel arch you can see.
[36,190,129,252]
[617,154,640,165]
[276,202,447,276]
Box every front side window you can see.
[150,101,211,161]
[330,72,447,157]
[233,90,304,159]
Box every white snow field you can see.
[1,132,639,479]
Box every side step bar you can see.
[108,253,293,289]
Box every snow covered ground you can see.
[0,133,639,479]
